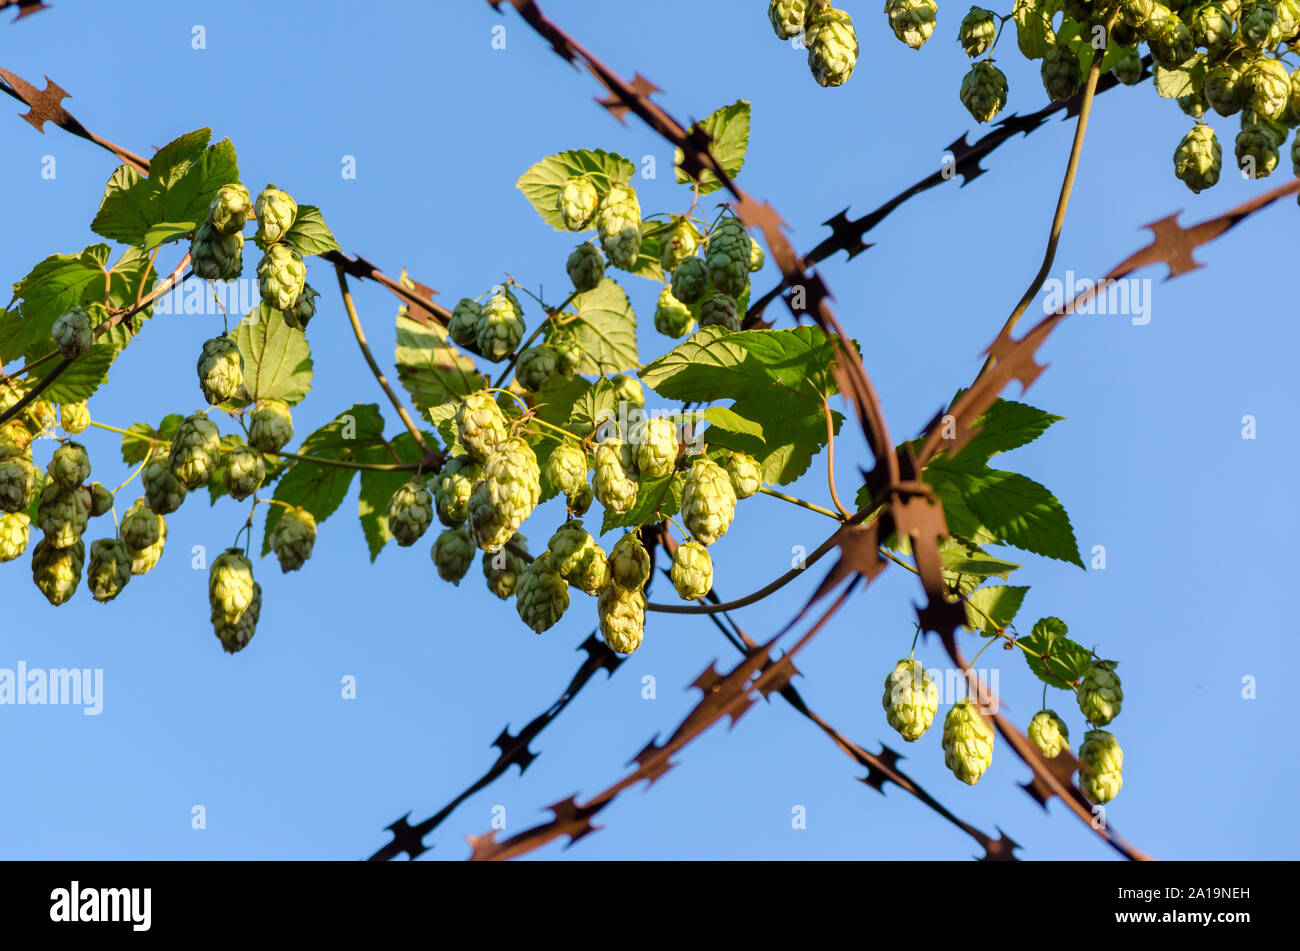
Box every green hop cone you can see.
[448,298,484,349]
[388,479,435,547]
[724,450,762,499]
[196,335,245,405]
[87,482,113,518]
[515,346,558,392]
[547,520,610,595]
[671,257,708,305]
[119,497,161,552]
[283,284,320,331]
[254,184,298,246]
[770,0,813,38]
[482,533,528,599]
[749,237,765,273]
[169,412,221,489]
[592,441,639,515]
[1028,709,1071,758]
[609,531,651,590]
[515,552,570,634]
[1236,126,1280,177]
[142,453,186,515]
[958,7,997,56]
[942,699,995,785]
[1042,46,1084,101]
[669,540,713,600]
[882,658,939,742]
[435,455,482,527]
[1120,0,1154,26]
[598,582,646,655]
[556,176,600,231]
[1151,15,1195,67]
[1078,729,1124,804]
[595,183,643,270]
[1293,128,1300,175]
[467,437,541,552]
[475,291,526,363]
[1077,661,1124,726]
[699,294,740,331]
[213,581,261,654]
[706,217,752,298]
[545,443,588,497]
[1139,1,1170,36]
[270,506,316,572]
[190,222,244,281]
[1174,124,1222,192]
[87,537,131,603]
[207,183,252,236]
[225,445,265,501]
[1205,63,1246,116]
[611,374,644,409]
[257,244,307,312]
[654,287,696,339]
[0,512,31,562]
[1190,3,1234,56]
[807,5,859,85]
[37,482,88,549]
[1111,48,1144,85]
[566,242,606,294]
[1062,0,1095,21]
[130,514,166,576]
[51,307,92,358]
[248,399,294,454]
[1179,91,1206,119]
[885,0,937,50]
[456,392,509,463]
[959,60,1009,124]
[681,457,737,546]
[28,401,56,436]
[0,457,38,514]
[31,536,84,606]
[60,402,90,435]
[1246,58,1290,121]
[660,219,700,272]
[432,527,475,585]
[632,416,678,478]
[1240,0,1279,46]
[51,441,90,488]
[0,419,33,460]
[567,481,594,516]
[209,548,255,627]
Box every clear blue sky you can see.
[1,0,1294,860]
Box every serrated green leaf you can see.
[1154,57,1206,99]
[568,377,616,435]
[600,470,685,535]
[394,312,483,414]
[674,100,751,196]
[41,345,115,404]
[358,430,430,560]
[965,584,1030,635]
[1019,617,1093,689]
[566,278,639,375]
[120,414,184,465]
[282,205,340,257]
[144,222,197,250]
[639,325,840,485]
[3,246,113,359]
[232,304,313,406]
[515,149,637,231]
[948,397,1064,464]
[695,405,764,442]
[426,402,462,456]
[531,374,591,433]
[102,245,159,345]
[1013,0,1058,59]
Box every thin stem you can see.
[112,457,149,495]
[823,396,851,519]
[758,486,843,522]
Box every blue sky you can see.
[1,0,1295,860]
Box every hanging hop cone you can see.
[208,549,256,627]
[1204,63,1246,116]
[670,257,708,305]
[130,513,166,576]
[1078,729,1124,804]
[958,7,997,56]
[197,336,245,405]
[1190,3,1234,57]
[515,346,558,392]
[545,443,588,497]
[142,452,186,515]
[547,520,610,596]
[0,512,31,562]
[556,176,599,231]
[1041,46,1083,101]
[52,307,92,358]
[882,658,939,742]
[749,236,765,272]
[681,457,737,545]
[257,244,306,312]
[547,325,584,377]
[1077,661,1123,726]
[435,455,482,527]
[190,222,244,281]
[387,479,434,547]
[598,582,646,655]
[515,552,570,634]
[0,457,37,514]
[432,527,475,585]
[770,0,814,39]
[1149,15,1194,68]
[706,217,752,298]
[87,482,113,518]
[32,536,84,606]
[1236,125,1280,178]
[592,440,639,515]
[611,374,644,409]
[1028,709,1071,758]
[942,699,995,784]
[213,581,261,654]
[483,533,528,599]
[87,538,131,603]
[654,287,696,339]
[960,61,1008,124]
[566,241,606,294]
[567,481,594,516]
[608,531,652,591]
[225,445,265,501]
[475,290,526,363]
[699,294,740,332]
[885,0,936,50]
[119,497,161,552]
[283,284,320,331]
[169,412,221,489]
[595,183,643,270]
[61,402,90,435]
[467,437,541,552]
[1173,124,1222,192]
[724,450,762,499]
[632,417,678,480]
[1246,58,1291,120]
[455,392,509,463]
[254,184,298,246]
[1111,48,1143,85]
[50,441,91,488]
[1120,0,1154,26]
[660,219,699,272]
[1240,0,1279,47]
[270,506,316,572]
[37,483,89,549]
[207,183,252,236]
[448,298,484,350]
[806,5,859,85]
[248,399,294,453]
[669,540,713,600]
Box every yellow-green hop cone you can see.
[660,219,699,272]
[87,537,131,603]
[807,5,859,84]
[748,236,765,272]
[1293,129,1300,175]
[632,416,678,478]
[960,61,1009,124]
[770,0,813,38]
[248,399,294,453]
[1149,14,1194,67]
[1236,126,1280,178]
[456,392,509,463]
[706,217,752,298]
[213,581,261,654]
[1246,58,1291,121]
[598,582,646,655]
[190,222,244,281]
[254,184,298,246]
[52,307,92,358]
[225,445,265,501]
[609,531,651,590]
[1042,46,1083,101]
[27,400,57,436]
[1028,709,1071,758]
[566,241,605,294]
[142,452,186,515]
[0,419,33,460]
[435,455,481,527]
[467,437,541,552]
[51,441,90,488]
[169,412,221,489]
[119,497,160,552]
[283,284,320,331]
[60,401,90,435]
[724,450,761,499]
[196,336,245,405]
[1240,0,1279,47]
[1190,3,1234,57]
[699,294,740,331]
[475,291,526,363]
[1120,0,1154,26]
[270,506,316,572]
[1174,124,1222,192]
[0,512,30,562]
[654,286,696,339]
[209,548,256,626]
[547,519,609,593]
[596,183,643,270]
[257,244,306,312]
[130,514,166,576]
[592,441,639,515]
[882,658,939,742]
[483,533,528,599]
[32,536,84,606]
[556,176,599,231]
[958,6,997,56]
[942,699,995,785]
[669,540,713,600]
[670,256,708,305]
[1205,64,1246,116]
[207,182,252,235]
[884,0,936,50]
[1078,729,1123,804]
[388,479,435,547]
[37,482,89,549]
[448,298,483,349]
[545,443,588,497]
[516,346,558,392]
[432,527,474,585]
[1077,661,1123,726]
[547,325,583,377]
[1111,48,1143,86]
[567,481,594,517]
[0,457,38,514]
[515,552,570,634]
[681,457,737,546]
[611,374,644,409]
[86,482,113,518]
